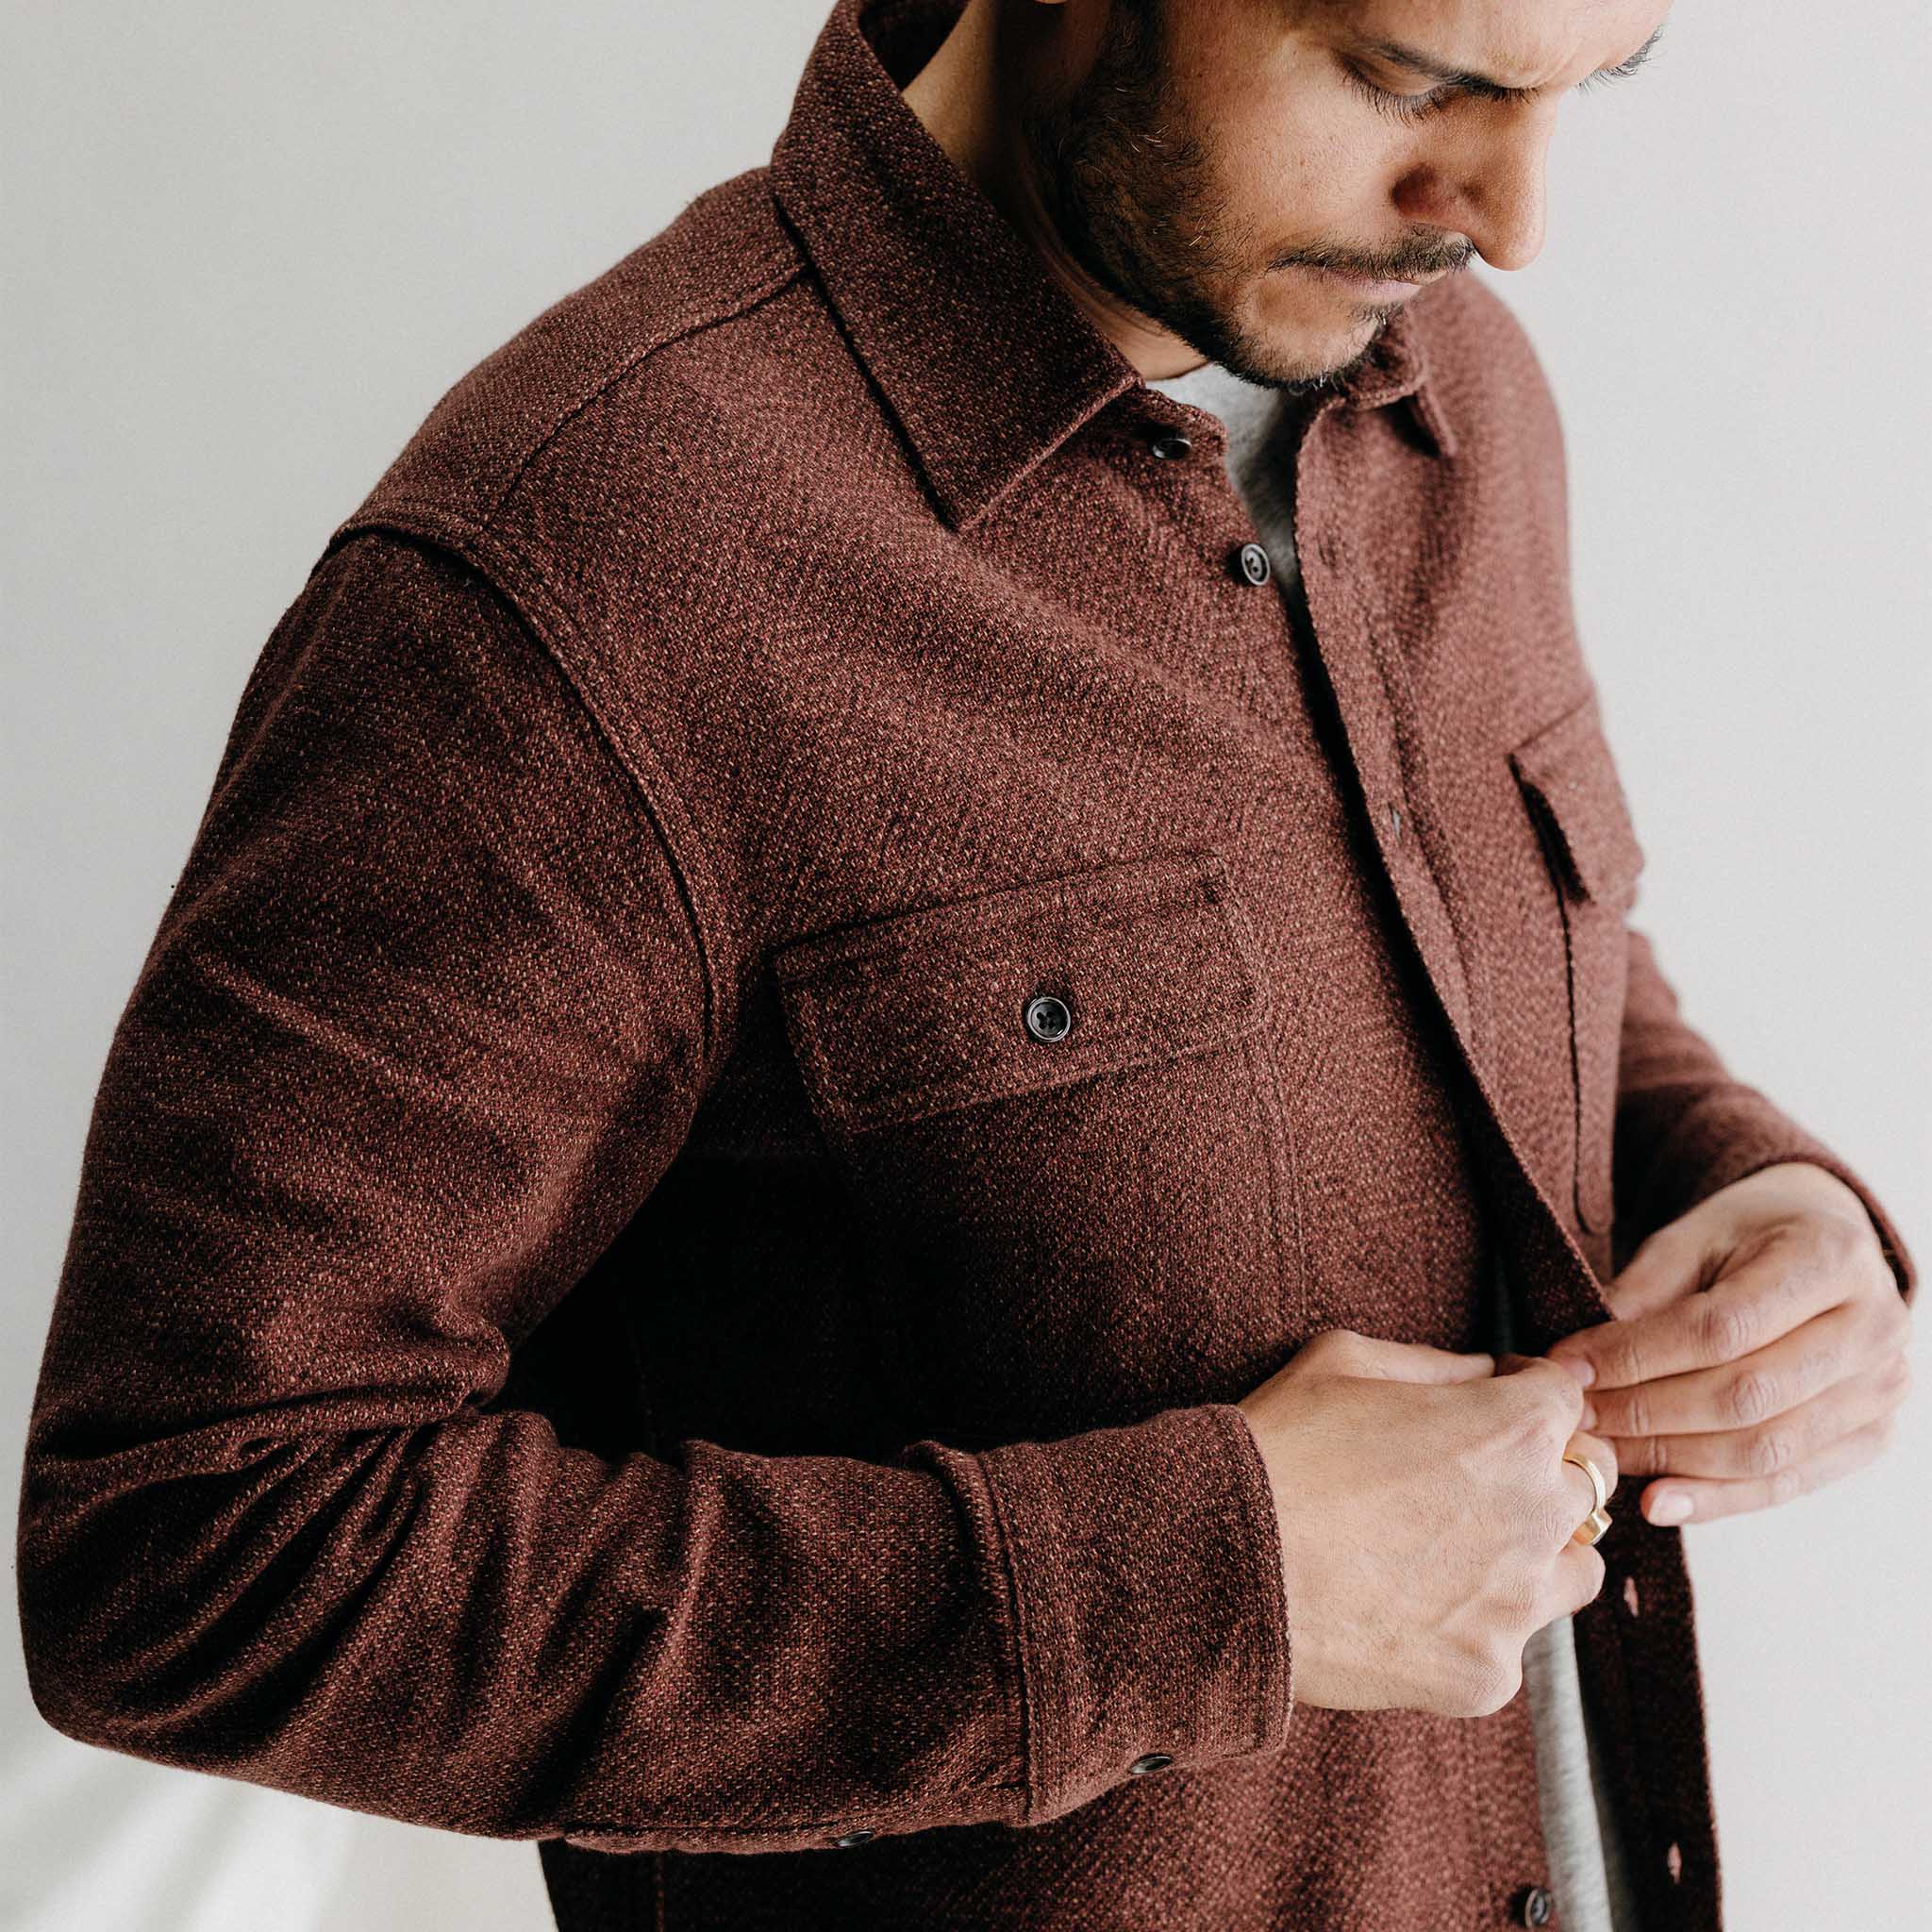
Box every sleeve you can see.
[1612,923,1918,1307]
[14,528,1293,1854]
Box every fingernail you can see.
[1578,1399,1597,1429]
[1557,1355,1595,1387]
[1650,1491,1691,1524]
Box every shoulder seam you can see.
[319,508,733,1077]
[481,254,809,528]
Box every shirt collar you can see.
[771,0,1457,532]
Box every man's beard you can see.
[1013,0,1364,394]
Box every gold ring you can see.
[1574,1506,1612,1546]
[1563,1450,1611,1545]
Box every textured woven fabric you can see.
[18,3,1917,1930]
[1148,353,1644,1932]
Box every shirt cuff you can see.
[971,1400,1293,1827]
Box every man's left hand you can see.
[1543,1162,1912,1527]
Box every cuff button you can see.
[1128,1752,1174,1775]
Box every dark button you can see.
[1234,541,1273,585]
[1127,1752,1174,1775]
[1147,430,1193,459]
[1024,993,1073,1042]
[833,1828,874,1847]
[1514,1881,1555,1925]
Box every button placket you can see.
[1513,1881,1556,1925]
[1233,541,1273,586]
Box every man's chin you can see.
[1114,267,1372,394]
[1207,327,1365,396]
[1187,282,1390,391]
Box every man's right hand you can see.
[1234,1329,1616,1719]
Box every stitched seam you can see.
[1243,1027,1307,1340]
[318,508,726,1076]
[483,259,808,526]
[1211,1403,1288,1754]
[821,1005,1261,1133]
[1457,1708,1502,1925]
[973,1446,1050,1825]
[467,513,728,1068]
[949,1447,1035,1811]
[1360,615,1492,1071]
[775,873,1228,993]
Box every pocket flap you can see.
[1507,691,1646,905]
[772,849,1266,1137]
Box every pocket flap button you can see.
[1024,993,1074,1042]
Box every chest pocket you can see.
[770,847,1302,1441]
[1507,690,1647,1236]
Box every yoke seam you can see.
[483,258,808,526]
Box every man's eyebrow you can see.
[1348,21,1667,103]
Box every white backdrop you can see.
[5,3,1927,1927]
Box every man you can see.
[17,4,1915,1931]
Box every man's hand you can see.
[1237,1331,1613,1718]
[1544,1161,1913,1527]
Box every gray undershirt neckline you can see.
[1145,358,1327,591]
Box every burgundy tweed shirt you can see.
[19,2,1917,1928]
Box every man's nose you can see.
[1403,118,1555,273]
[1459,149,1548,271]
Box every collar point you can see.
[1410,385,1459,460]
